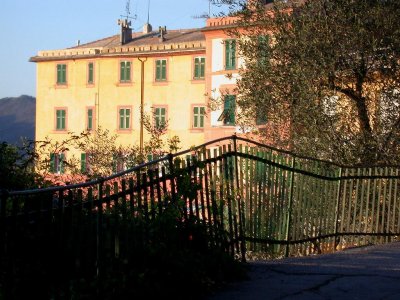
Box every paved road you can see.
[207,242,400,300]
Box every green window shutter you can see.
[225,40,236,70]
[126,61,131,81]
[200,107,205,127]
[231,41,236,69]
[125,109,130,129]
[156,60,166,80]
[161,108,166,125]
[59,153,65,174]
[57,65,61,83]
[161,60,166,80]
[87,109,93,130]
[156,60,161,80]
[62,65,66,83]
[112,155,117,173]
[81,153,87,173]
[119,109,130,129]
[120,109,124,129]
[57,64,66,84]
[193,106,205,128]
[155,107,166,128]
[194,57,205,79]
[258,35,269,66]
[225,41,230,69]
[61,110,66,130]
[56,109,65,130]
[56,110,60,129]
[120,62,125,82]
[194,58,200,79]
[155,108,160,127]
[224,95,236,125]
[193,106,199,127]
[88,63,94,83]
[56,64,66,84]
[200,57,205,78]
[256,111,267,125]
[50,153,55,173]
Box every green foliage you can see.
[73,127,143,177]
[230,0,400,165]
[87,204,245,299]
[143,110,168,158]
[1,167,246,299]
[0,141,38,190]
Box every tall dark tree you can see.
[229,0,400,165]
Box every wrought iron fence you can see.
[1,135,400,277]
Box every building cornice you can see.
[30,41,205,62]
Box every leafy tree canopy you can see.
[227,0,400,165]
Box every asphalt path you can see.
[207,242,400,300]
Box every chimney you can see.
[143,23,152,34]
[118,19,132,45]
[158,26,167,42]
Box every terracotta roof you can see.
[70,28,205,49]
[30,28,205,62]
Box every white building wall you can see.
[209,35,244,131]
[212,38,224,72]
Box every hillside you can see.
[0,95,35,145]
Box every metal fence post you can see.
[233,135,246,262]
[285,157,295,257]
[333,167,343,251]
[168,153,177,203]
[96,178,104,279]
[0,189,8,255]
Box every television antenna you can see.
[192,0,211,19]
[120,0,137,21]
[146,0,150,24]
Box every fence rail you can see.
[1,135,400,275]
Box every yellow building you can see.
[31,22,207,173]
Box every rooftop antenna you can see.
[118,0,136,44]
[120,0,137,22]
[142,0,152,34]
[147,0,150,24]
[192,0,211,19]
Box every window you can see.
[88,62,94,84]
[194,57,205,79]
[56,109,66,130]
[81,153,87,173]
[193,106,205,128]
[87,108,94,130]
[257,35,270,66]
[56,64,67,85]
[147,153,161,162]
[225,40,236,70]
[112,155,125,173]
[218,95,236,125]
[154,107,166,128]
[256,110,267,125]
[119,108,131,130]
[257,0,272,6]
[50,153,65,174]
[155,59,167,81]
[120,61,131,82]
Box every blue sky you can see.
[0,0,225,99]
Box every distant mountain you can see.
[0,95,35,145]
